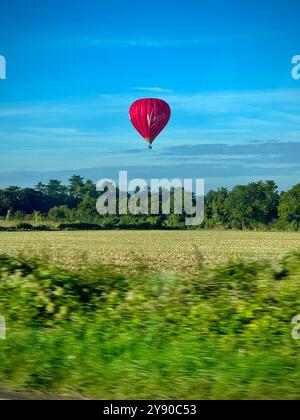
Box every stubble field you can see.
[0,230,299,273]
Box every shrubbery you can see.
[0,253,300,398]
[16,223,33,230]
[57,222,101,231]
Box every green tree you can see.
[75,197,99,222]
[48,206,70,221]
[83,180,98,198]
[163,214,185,229]
[69,175,85,199]
[225,181,279,229]
[46,179,67,196]
[278,183,300,229]
[32,210,43,222]
[14,210,25,220]
[205,188,229,227]
[35,182,47,194]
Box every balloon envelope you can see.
[129,98,171,146]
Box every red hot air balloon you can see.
[129,98,171,149]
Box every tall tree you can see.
[69,175,85,199]
[278,183,300,229]
[225,181,279,229]
[205,188,229,227]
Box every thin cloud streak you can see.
[132,87,174,94]
[1,88,300,118]
[56,34,263,49]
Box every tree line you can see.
[0,175,299,230]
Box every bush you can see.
[57,222,101,230]
[1,253,300,398]
[0,254,128,326]
[32,225,52,231]
[16,222,33,230]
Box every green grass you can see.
[1,252,300,399]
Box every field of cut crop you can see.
[0,230,299,273]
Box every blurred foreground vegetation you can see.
[0,252,300,399]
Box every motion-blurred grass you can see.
[0,252,300,399]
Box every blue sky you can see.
[0,0,300,191]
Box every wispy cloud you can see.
[160,141,300,164]
[1,149,299,191]
[1,88,300,174]
[53,33,267,50]
[132,87,174,94]
[1,88,300,120]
